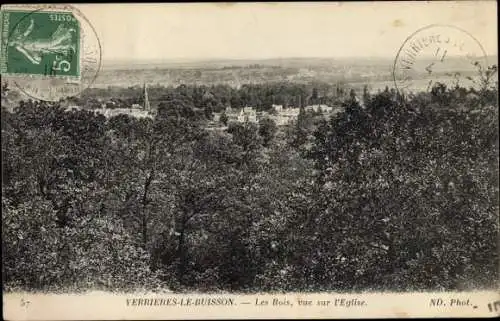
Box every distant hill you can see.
[93,55,497,89]
[102,56,398,71]
[102,55,498,71]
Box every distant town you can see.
[63,83,348,129]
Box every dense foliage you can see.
[2,75,498,292]
[74,81,352,114]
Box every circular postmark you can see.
[393,24,488,95]
[1,4,101,102]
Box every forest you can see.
[74,80,358,113]
[1,65,498,293]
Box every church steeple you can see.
[143,83,151,111]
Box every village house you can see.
[272,104,283,113]
[271,114,290,126]
[212,112,221,122]
[237,106,257,123]
[94,83,154,119]
[305,104,334,113]
[280,107,300,118]
[96,108,153,119]
[269,107,300,126]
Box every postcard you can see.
[1,1,498,319]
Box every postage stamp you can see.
[0,4,101,101]
[2,10,80,77]
[393,24,489,94]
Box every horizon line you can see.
[102,53,499,64]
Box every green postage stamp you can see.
[1,9,80,77]
[0,4,100,101]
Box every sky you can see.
[74,1,498,62]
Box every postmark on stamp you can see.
[1,4,101,101]
[393,24,489,95]
[2,10,80,77]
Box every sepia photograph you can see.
[1,1,499,319]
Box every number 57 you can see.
[20,298,31,307]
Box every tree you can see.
[311,87,319,105]
[2,101,163,291]
[258,117,277,147]
[289,106,308,149]
[2,77,497,293]
[349,88,357,101]
[307,86,498,291]
[362,85,370,107]
[220,111,228,126]
[227,121,263,171]
[110,96,204,252]
[1,81,10,98]
[204,105,214,120]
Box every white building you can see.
[238,107,257,123]
[268,107,300,126]
[65,105,82,112]
[272,104,283,113]
[272,114,291,126]
[93,82,155,119]
[305,104,334,113]
[237,110,245,122]
[94,108,153,119]
[243,106,254,113]
[281,107,300,118]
